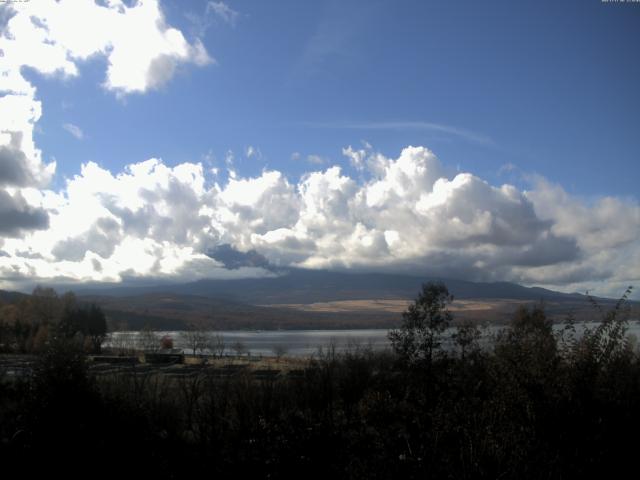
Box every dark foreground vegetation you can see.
[0,283,638,478]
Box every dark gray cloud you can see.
[0,190,49,237]
[146,54,178,90]
[15,249,45,260]
[0,133,36,187]
[509,235,580,267]
[51,217,121,261]
[206,244,272,270]
[101,200,153,238]
[91,258,103,272]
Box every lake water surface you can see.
[108,320,640,357]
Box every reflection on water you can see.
[107,329,392,357]
[107,320,640,358]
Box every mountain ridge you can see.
[72,268,598,305]
[4,270,633,331]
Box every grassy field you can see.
[266,298,521,313]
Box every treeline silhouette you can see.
[0,283,638,478]
[0,286,107,354]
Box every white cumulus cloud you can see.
[2,145,637,299]
[0,0,212,268]
[0,0,211,190]
[62,123,83,140]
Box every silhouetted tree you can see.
[86,304,107,353]
[138,323,160,352]
[210,332,226,358]
[58,306,84,340]
[181,324,210,356]
[388,282,453,365]
[30,286,60,324]
[58,303,107,353]
[452,319,481,360]
[494,303,557,380]
[273,344,288,362]
[233,340,248,357]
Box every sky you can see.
[0,0,638,298]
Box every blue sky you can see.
[31,0,639,195]
[0,0,639,297]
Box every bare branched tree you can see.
[138,324,160,352]
[272,344,288,362]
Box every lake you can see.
[107,320,640,357]
[107,329,392,357]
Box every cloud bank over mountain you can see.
[1,143,637,297]
[0,1,637,298]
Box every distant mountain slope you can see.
[81,292,400,330]
[0,289,28,304]
[80,268,594,305]
[79,281,634,330]
[4,272,636,330]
